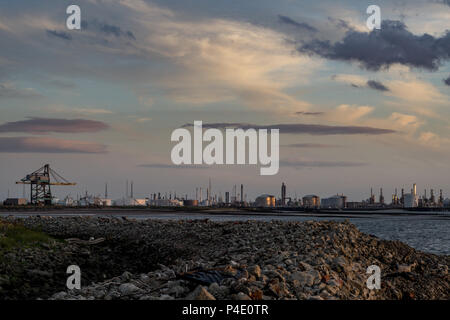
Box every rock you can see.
[248,265,262,278]
[234,292,252,300]
[167,285,187,297]
[249,288,263,300]
[119,283,140,295]
[27,269,53,278]
[208,283,230,299]
[53,291,67,300]
[94,290,105,299]
[223,265,238,277]
[332,257,348,271]
[139,274,150,282]
[186,286,216,300]
[290,270,320,287]
[121,271,133,281]
[266,278,288,298]
[397,264,412,273]
[308,295,324,300]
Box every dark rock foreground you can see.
[0,216,448,300]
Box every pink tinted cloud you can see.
[0,136,107,153]
[0,117,109,134]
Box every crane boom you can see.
[15,164,76,205]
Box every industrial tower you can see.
[16,164,76,205]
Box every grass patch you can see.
[0,221,54,251]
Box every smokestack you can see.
[241,184,244,203]
[131,181,134,198]
[379,188,384,204]
[209,178,212,203]
[281,182,286,206]
[105,183,108,199]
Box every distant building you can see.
[443,198,450,208]
[183,200,198,207]
[346,201,364,209]
[403,193,418,208]
[302,195,320,208]
[403,183,419,208]
[57,196,75,206]
[114,197,147,206]
[3,198,27,206]
[254,194,276,207]
[321,195,347,209]
[148,198,183,207]
[98,199,113,206]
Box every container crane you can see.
[16,164,76,205]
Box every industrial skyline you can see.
[2,164,449,208]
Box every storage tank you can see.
[254,194,276,207]
[183,200,199,207]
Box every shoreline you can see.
[0,216,448,300]
[1,207,449,218]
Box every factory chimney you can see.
[379,188,384,204]
[281,182,286,206]
[131,181,134,198]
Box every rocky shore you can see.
[0,216,448,300]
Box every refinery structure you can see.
[2,164,450,210]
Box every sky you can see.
[0,0,449,202]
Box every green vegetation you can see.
[0,221,54,251]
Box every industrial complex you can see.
[2,164,449,210]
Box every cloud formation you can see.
[331,74,390,92]
[367,80,390,92]
[444,76,450,86]
[182,122,396,135]
[46,30,72,41]
[300,20,450,71]
[0,117,109,134]
[283,143,340,148]
[85,20,136,40]
[139,164,208,169]
[278,15,317,33]
[0,83,42,99]
[0,137,107,153]
[295,111,324,116]
[280,160,367,168]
